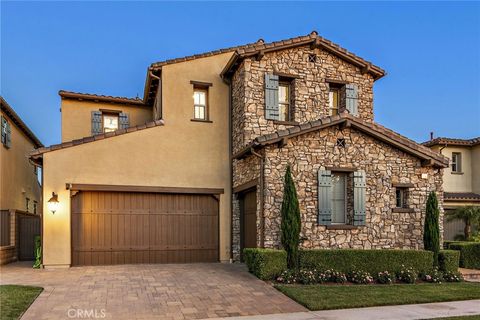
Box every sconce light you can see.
[47,192,59,214]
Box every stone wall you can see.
[231,44,375,154]
[260,126,443,250]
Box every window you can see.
[1,116,11,148]
[278,82,291,121]
[33,201,37,214]
[193,88,208,120]
[328,85,342,116]
[26,198,30,212]
[102,113,119,133]
[331,172,347,224]
[451,152,462,173]
[395,188,408,208]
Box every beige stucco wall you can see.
[43,52,233,267]
[0,110,42,213]
[61,100,153,142]
[472,145,480,194]
[434,145,473,193]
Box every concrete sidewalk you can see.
[209,299,480,320]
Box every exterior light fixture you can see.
[47,192,59,214]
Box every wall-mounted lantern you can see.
[47,192,59,214]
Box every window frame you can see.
[395,187,409,209]
[278,81,291,122]
[190,81,212,123]
[451,152,462,173]
[26,197,30,212]
[328,83,344,116]
[102,112,120,133]
[331,172,348,224]
[193,87,208,121]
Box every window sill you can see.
[190,119,213,123]
[392,208,415,213]
[325,224,359,230]
[272,120,299,126]
[451,172,464,175]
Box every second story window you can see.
[26,198,30,212]
[103,113,119,133]
[278,82,291,122]
[193,88,208,120]
[327,82,358,117]
[33,201,37,214]
[329,86,340,116]
[395,188,409,208]
[1,116,11,148]
[265,73,294,122]
[451,152,462,173]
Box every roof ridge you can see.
[59,90,145,105]
[31,119,164,158]
[423,136,480,147]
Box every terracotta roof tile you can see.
[234,112,448,167]
[31,119,165,158]
[444,192,480,202]
[423,137,480,147]
[59,90,146,106]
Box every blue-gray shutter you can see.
[318,169,332,225]
[345,84,358,116]
[5,120,11,148]
[265,73,279,120]
[353,170,366,226]
[91,111,102,135]
[119,113,129,129]
[1,116,6,145]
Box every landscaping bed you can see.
[275,282,480,310]
[0,285,43,320]
[444,241,480,269]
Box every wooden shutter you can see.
[318,169,332,225]
[265,73,279,120]
[91,111,102,135]
[1,116,6,145]
[5,121,11,148]
[119,113,129,129]
[353,170,366,226]
[345,84,358,116]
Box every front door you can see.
[240,189,257,261]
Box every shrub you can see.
[280,165,301,269]
[421,267,443,283]
[424,191,440,266]
[276,269,298,284]
[348,270,374,284]
[298,269,317,285]
[299,249,433,275]
[447,242,480,269]
[443,271,464,282]
[397,265,418,284]
[243,248,286,280]
[376,271,394,284]
[438,250,460,272]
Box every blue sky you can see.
[1,1,479,147]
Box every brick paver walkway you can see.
[0,262,305,320]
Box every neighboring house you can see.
[30,31,448,268]
[1,97,43,264]
[424,137,480,240]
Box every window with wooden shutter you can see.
[353,170,366,226]
[91,111,102,136]
[265,73,279,120]
[318,169,332,225]
[5,121,11,148]
[119,113,129,129]
[1,116,7,147]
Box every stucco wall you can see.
[1,110,42,213]
[438,145,473,193]
[232,45,375,154]
[61,100,153,142]
[43,53,233,267]
[471,145,480,194]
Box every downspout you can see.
[250,148,265,248]
[227,78,234,262]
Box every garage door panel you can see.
[72,190,219,265]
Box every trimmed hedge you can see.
[438,250,460,272]
[446,242,480,269]
[298,249,434,275]
[243,248,287,280]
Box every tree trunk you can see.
[464,219,471,240]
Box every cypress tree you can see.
[280,165,301,269]
[424,191,440,266]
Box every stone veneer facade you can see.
[231,44,444,262]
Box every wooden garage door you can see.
[71,191,219,265]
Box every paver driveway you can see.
[0,262,305,320]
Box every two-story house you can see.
[1,97,43,264]
[424,137,480,240]
[31,32,448,268]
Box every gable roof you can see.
[30,119,164,161]
[233,112,448,168]
[1,96,43,148]
[423,137,480,148]
[59,90,146,106]
[444,192,480,202]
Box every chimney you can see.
[430,132,434,140]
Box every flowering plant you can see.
[376,271,394,284]
[397,265,418,284]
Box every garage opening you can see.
[71,190,219,265]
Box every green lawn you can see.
[0,285,43,320]
[431,316,480,320]
[275,283,480,311]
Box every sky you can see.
[1,1,479,147]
